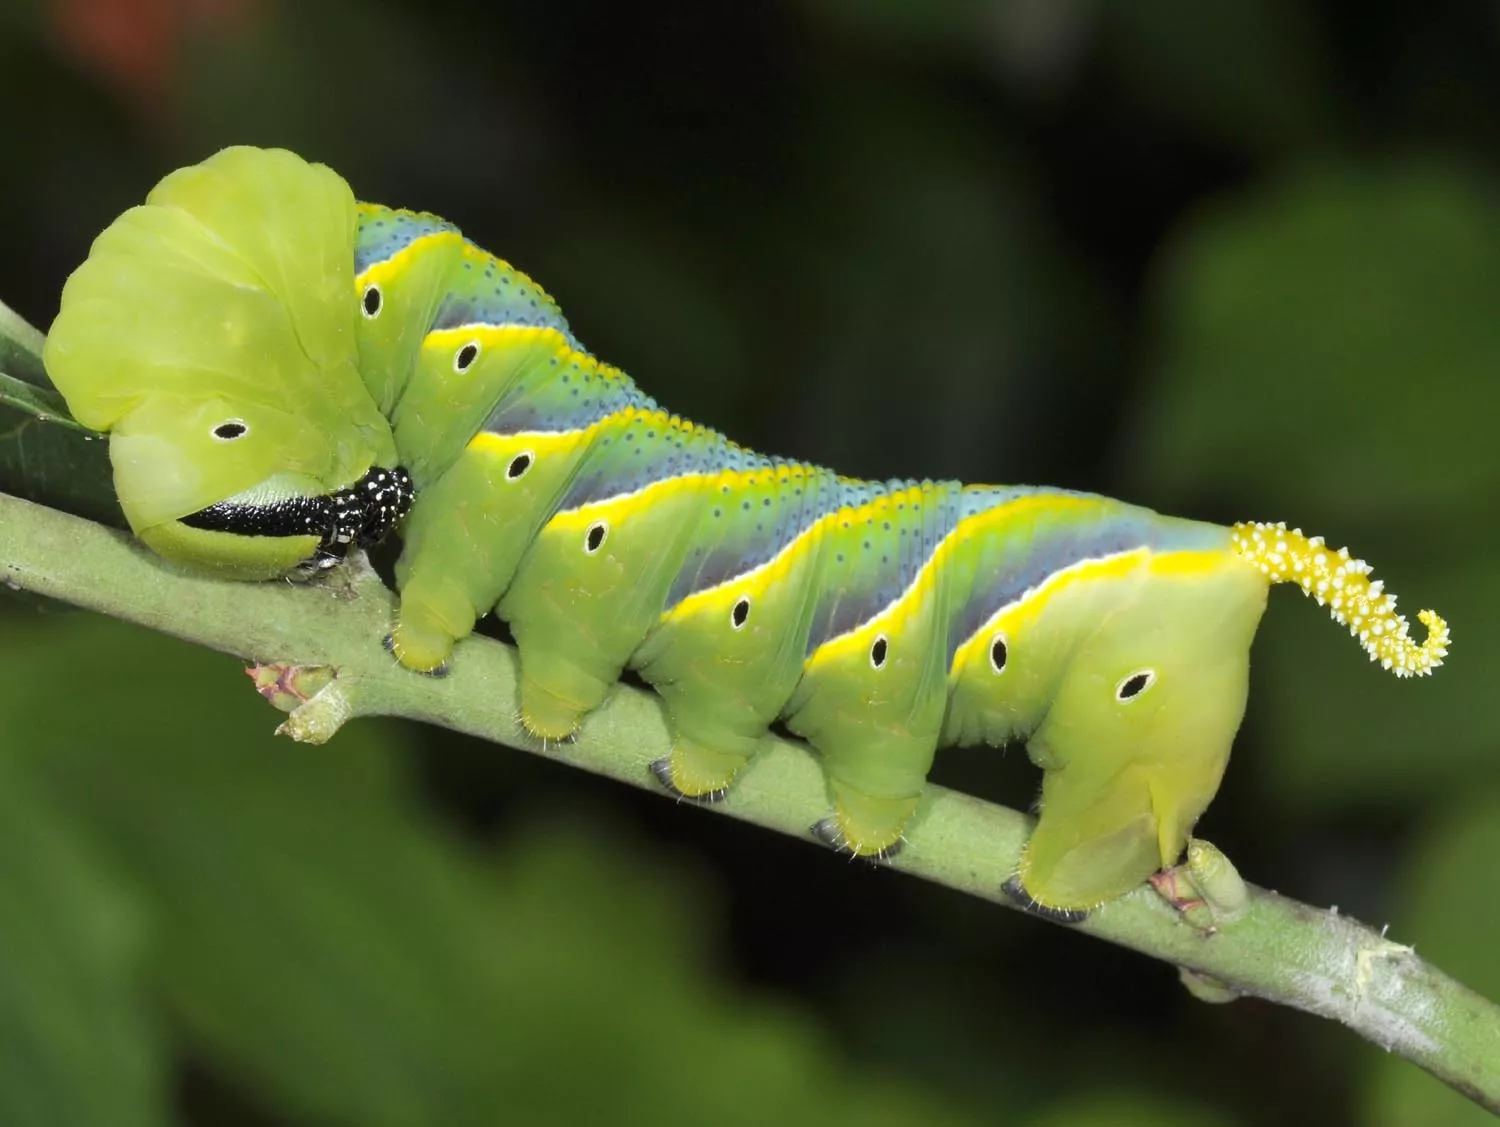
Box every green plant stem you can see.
[2,489,1498,1111]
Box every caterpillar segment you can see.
[41,147,1451,920]
[358,196,1432,908]
[358,200,1450,913]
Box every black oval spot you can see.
[1117,671,1154,700]
[212,421,247,441]
[731,598,750,629]
[456,342,479,371]
[870,636,889,669]
[361,285,382,318]
[585,522,607,553]
[990,637,1008,674]
[507,453,533,480]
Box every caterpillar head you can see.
[44,146,403,578]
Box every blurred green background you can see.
[1,1,1498,1124]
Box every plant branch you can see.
[2,490,1498,1110]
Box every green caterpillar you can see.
[42,147,1450,919]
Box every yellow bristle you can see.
[1230,521,1449,678]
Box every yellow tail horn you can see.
[1230,521,1449,678]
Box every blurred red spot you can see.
[51,0,266,112]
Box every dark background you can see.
[1,1,1497,1125]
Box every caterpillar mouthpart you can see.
[174,464,414,575]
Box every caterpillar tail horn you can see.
[1231,520,1450,678]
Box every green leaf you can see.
[1362,793,1500,1127]
[0,296,48,388]
[0,759,173,1127]
[1133,160,1500,521]
[0,372,91,433]
[6,612,985,1127]
[0,372,121,526]
[0,200,120,527]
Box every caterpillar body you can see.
[42,148,1450,918]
